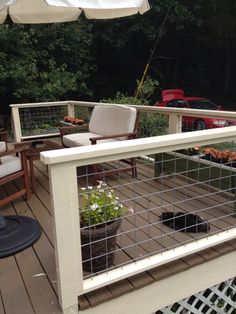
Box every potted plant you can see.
[202,147,230,164]
[63,116,84,125]
[202,147,236,167]
[79,181,128,273]
[177,146,202,156]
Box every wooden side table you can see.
[15,140,62,193]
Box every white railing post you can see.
[67,102,75,118]
[11,106,22,142]
[168,113,182,134]
[48,162,83,314]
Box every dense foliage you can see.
[0,0,236,119]
[0,21,95,113]
[102,77,168,137]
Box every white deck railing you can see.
[10,100,236,142]
[41,126,236,314]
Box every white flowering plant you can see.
[80,181,128,227]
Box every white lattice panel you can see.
[157,277,236,314]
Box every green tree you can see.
[1,0,236,117]
[0,20,95,111]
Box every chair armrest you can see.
[90,132,137,145]
[0,131,8,143]
[0,145,28,158]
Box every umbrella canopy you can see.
[0,0,150,24]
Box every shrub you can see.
[101,77,168,137]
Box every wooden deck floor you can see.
[0,156,236,313]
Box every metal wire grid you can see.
[19,105,67,134]
[76,143,236,278]
[156,277,236,314]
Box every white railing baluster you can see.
[48,162,83,313]
[10,100,236,142]
[11,106,22,142]
[168,113,182,134]
[67,102,75,118]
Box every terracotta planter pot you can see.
[81,218,121,273]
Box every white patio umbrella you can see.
[0,0,150,24]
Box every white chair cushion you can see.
[0,141,6,152]
[89,105,137,136]
[0,155,22,178]
[63,132,120,147]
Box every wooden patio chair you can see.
[59,104,139,182]
[0,131,31,207]
[0,131,41,258]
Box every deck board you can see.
[127,272,154,289]
[138,171,233,230]
[0,256,34,314]
[0,151,236,313]
[108,176,198,249]
[84,287,113,307]
[0,164,61,313]
[0,294,5,314]
[15,249,61,314]
[107,279,133,298]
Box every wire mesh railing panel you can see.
[156,277,236,314]
[76,140,236,278]
[19,105,68,137]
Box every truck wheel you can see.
[194,120,206,130]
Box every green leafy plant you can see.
[80,181,128,227]
[101,77,168,137]
[39,123,50,129]
[178,146,201,156]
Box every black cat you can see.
[160,211,210,233]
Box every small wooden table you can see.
[15,140,62,193]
